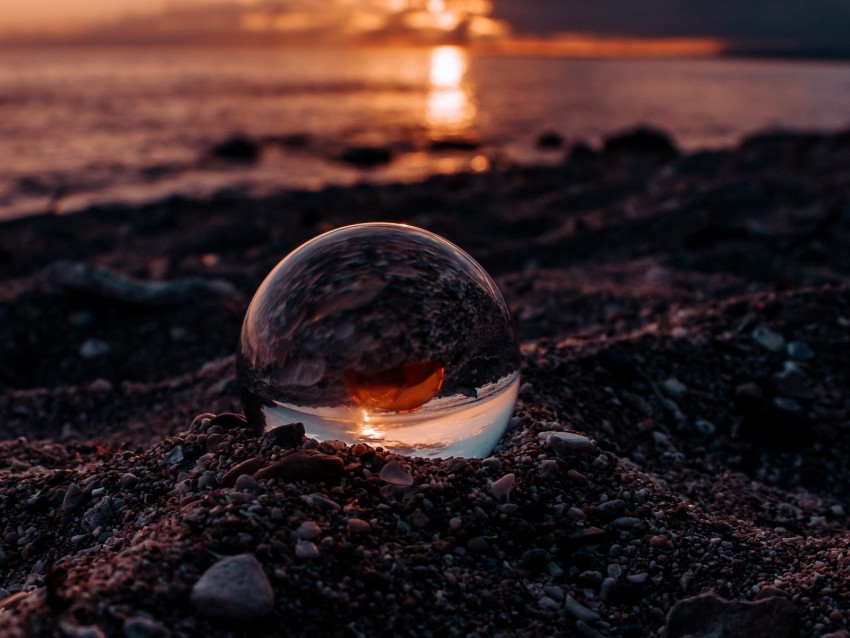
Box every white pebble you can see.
[489,473,516,500]
[379,460,413,486]
[539,431,595,452]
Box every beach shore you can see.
[1,128,850,637]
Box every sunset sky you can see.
[1,0,848,56]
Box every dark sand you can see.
[1,129,850,637]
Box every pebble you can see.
[190,554,274,620]
[62,483,85,514]
[662,377,688,399]
[538,459,559,479]
[295,540,321,559]
[786,340,815,361]
[79,338,111,359]
[607,517,642,530]
[120,473,139,490]
[164,446,184,466]
[57,621,105,638]
[538,596,561,610]
[122,616,169,638]
[693,419,716,436]
[378,460,414,486]
[254,452,344,483]
[302,493,340,511]
[449,517,462,530]
[565,595,600,622]
[540,431,596,453]
[567,470,589,486]
[221,457,266,487]
[234,474,259,491]
[481,457,503,472]
[347,518,371,533]
[296,521,322,540]
[752,326,785,352]
[649,534,669,548]
[664,592,799,638]
[489,473,516,500]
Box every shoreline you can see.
[1,128,850,636]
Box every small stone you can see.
[205,434,225,452]
[538,459,559,479]
[540,431,595,453]
[79,338,111,359]
[262,423,306,449]
[347,518,371,533]
[296,521,321,540]
[303,493,340,511]
[595,499,626,521]
[664,592,800,638]
[122,616,169,638]
[649,534,669,548]
[221,457,267,488]
[481,457,503,472]
[234,474,259,491]
[254,452,344,483]
[786,340,814,361]
[191,554,273,620]
[567,470,589,486]
[662,378,688,399]
[164,446,184,466]
[57,622,105,638]
[607,517,642,530]
[295,540,320,559]
[208,412,248,431]
[568,507,586,521]
[538,596,561,610]
[409,508,430,528]
[693,419,716,436]
[565,595,600,622]
[378,460,414,486]
[565,527,606,549]
[448,517,462,531]
[489,473,516,500]
[62,483,85,514]
[752,326,785,352]
[119,473,139,490]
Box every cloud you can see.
[6,0,510,46]
[490,0,850,55]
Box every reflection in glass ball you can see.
[237,223,520,458]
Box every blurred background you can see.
[1,0,849,220]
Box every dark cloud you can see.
[490,0,850,55]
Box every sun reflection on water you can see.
[427,46,477,138]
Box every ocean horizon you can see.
[2,44,850,221]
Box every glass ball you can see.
[237,222,520,458]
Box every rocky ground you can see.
[1,128,850,637]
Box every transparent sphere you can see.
[237,223,520,458]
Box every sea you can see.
[1,45,850,221]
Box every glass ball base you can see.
[251,372,519,458]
